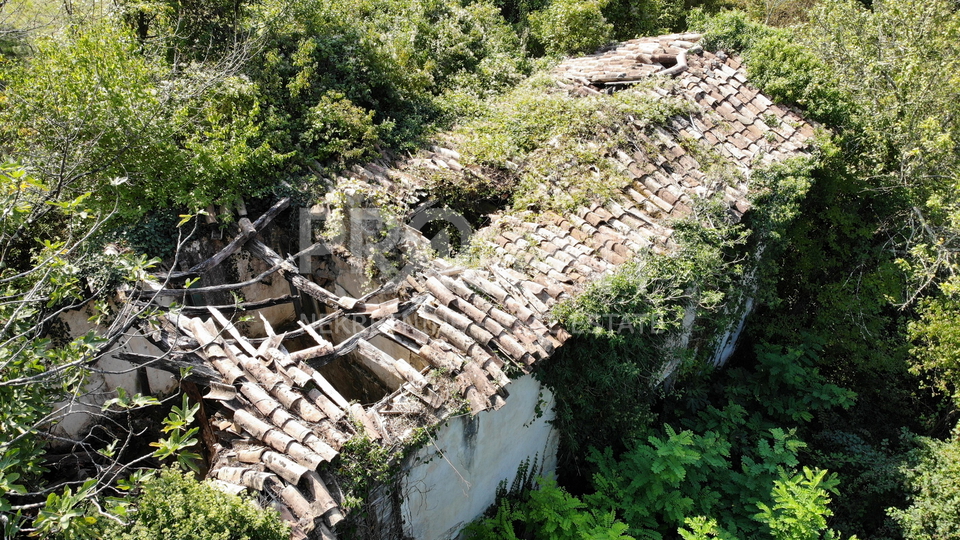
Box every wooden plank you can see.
[208,307,259,358]
[157,197,291,280]
[355,339,404,389]
[182,381,217,473]
[174,295,297,314]
[246,239,345,310]
[298,320,333,349]
[302,295,428,369]
[147,261,287,297]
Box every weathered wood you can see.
[303,295,428,369]
[357,339,426,388]
[259,312,277,337]
[171,295,297,314]
[298,320,333,349]
[287,343,335,364]
[146,260,286,297]
[207,307,259,358]
[158,197,291,280]
[355,339,404,389]
[382,318,431,347]
[246,239,346,310]
[182,381,217,472]
[135,316,202,356]
[250,310,342,344]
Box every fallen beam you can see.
[145,260,287,298]
[246,239,347,310]
[302,294,428,369]
[174,295,298,314]
[157,197,291,280]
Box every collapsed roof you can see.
[135,33,818,539]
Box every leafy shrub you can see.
[688,10,851,127]
[581,345,854,539]
[541,197,748,457]
[808,430,912,539]
[0,20,281,222]
[754,467,848,540]
[602,0,685,40]
[415,0,530,95]
[102,468,288,540]
[249,0,529,166]
[888,435,960,540]
[529,0,613,56]
[909,292,960,402]
[588,414,817,537]
[465,477,634,540]
[303,91,386,166]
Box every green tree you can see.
[801,0,960,306]
[0,18,277,222]
[0,161,170,536]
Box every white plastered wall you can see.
[51,303,178,440]
[399,374,559,540]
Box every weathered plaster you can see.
[400,374,558,540]
[51,305,178,440]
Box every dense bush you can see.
[528,0,613,56]
[889,435,960,540]
[247,0,532,170]
[468,344,855,540]
[465,477,633,540]
[602,0,684,41]
[101,468,289,540]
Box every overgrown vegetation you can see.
[4,0,960,538]
[431,74,689,221]
[469,346,857,540]
[542,195,751,457]
[467,2,960,540]
[100,468,289,540]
